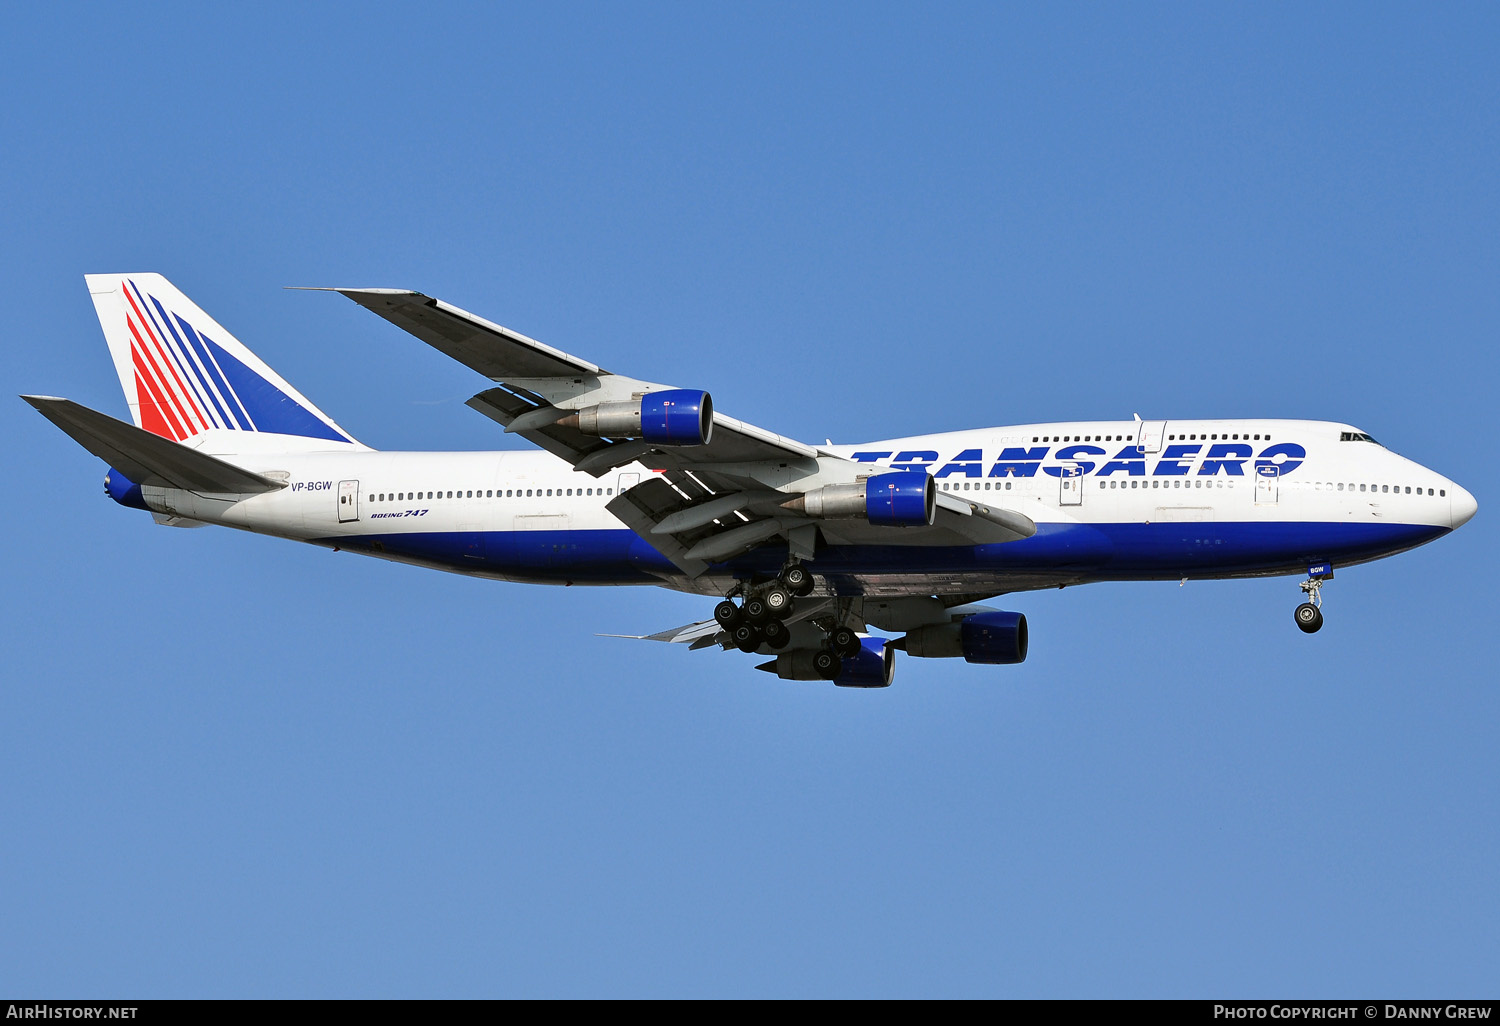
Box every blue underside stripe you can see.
[316,520,1449,584]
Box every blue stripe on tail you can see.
[200,332,350,442]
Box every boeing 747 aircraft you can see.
[24,274,1477,686]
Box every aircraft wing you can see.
[319,286,1035,576]
[319,288,818,471]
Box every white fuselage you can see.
[129,417,1473,599]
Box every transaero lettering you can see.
[852,442,1307,479]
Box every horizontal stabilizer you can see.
[22,396,285,494]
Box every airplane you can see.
[24,273,1477,687]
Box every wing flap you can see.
[604,477,712,578]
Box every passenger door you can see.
[338,480,359,523]
[1059,465,1083,506]
[1255,465,1279,505]
[1137,420,1166,454]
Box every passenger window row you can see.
[1084,480,1447,496]
[1030,431,1273,444]
[1333,484,1441,495]
[1166,432,1267,441]
[1098,480,1233,489]
[367,487,615,502]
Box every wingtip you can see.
[286,286,422,296]
[284,286,421,296]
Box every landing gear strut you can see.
[1294,564,1332,634]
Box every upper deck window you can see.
[1340,431,1379,443]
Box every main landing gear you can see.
[810,629,861,680]
[1294,563,1333,634]
[714,562,820,656]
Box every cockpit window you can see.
[1340,431,1379,443]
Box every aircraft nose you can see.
[1449,483,1478,529]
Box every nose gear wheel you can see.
[1294,570,1330,633]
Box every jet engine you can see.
[901,611,1028,664]
[561,388,713,446]
[762,636,896,687]
[780,470,935,527]
[835,636,897,687]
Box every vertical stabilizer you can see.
[85,273,364,451]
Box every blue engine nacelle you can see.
[104,467,148,510]
[959,611,1028,664]
[568,388,714,446]
[782,470,935,527]
[639,389,713,446]
[901,610,1029,663]
[837,636,896,688]
[865,470,936,527]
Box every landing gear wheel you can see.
[742,596,772,624]
[731,623,763,652]
[782,565,814,596]
[762,586,794,620]
[811,649,840,680]
[713,600,742,629]
[1294,602,1323,634]
[829,626,862,659]
[760,619,790,650]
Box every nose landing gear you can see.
[1294,563,1333,634]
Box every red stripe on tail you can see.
[123,287,206,434]
[126,314,191,440]
[134,370,174,439]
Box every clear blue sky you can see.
[2,3,1495,998]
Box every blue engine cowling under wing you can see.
[866,470,935,527]
[960,611,1028,664]
[837,636,896,687]
[639,389,713,446]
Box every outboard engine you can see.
[902,611,1028,664]
[780,470,935,527]
[561,388,713,446]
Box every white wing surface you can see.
[316,286,1035,575]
